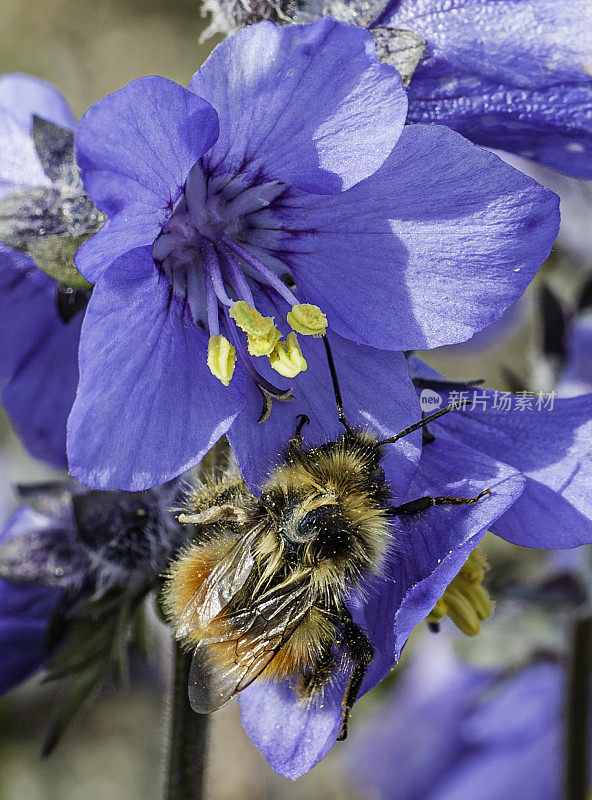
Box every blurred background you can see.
[1,0,591,797]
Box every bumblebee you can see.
[164,339,489,739]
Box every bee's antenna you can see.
[377,401,469,445]
[322,335,352,433]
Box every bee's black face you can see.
[273,501,352,567]
[294,505,344,545]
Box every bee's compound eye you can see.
[369,466,385,485]
[294,505,342,544]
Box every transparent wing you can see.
[177,523,263,635]
[188,577,314,713]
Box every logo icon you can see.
[420,388,443,414]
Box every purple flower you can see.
[72,18,558,491]
[372,0,592,178]
[0,479,183,696]
[230,352,592,777]
[348,641,565,800]
[411,358,592,549]
[0,488,62,696]
[0,74,95,467]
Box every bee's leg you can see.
[299,643,336,697]
[337,614,374,741]
[291,413,310,446]
[386,488,491,517]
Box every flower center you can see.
[152,161,327,399]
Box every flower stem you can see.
[564,615,592,800]
[164,640,208,800]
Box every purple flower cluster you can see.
[0,75,85,467]
[0,9,590,784]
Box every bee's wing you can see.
[179,523,263,634]
[188,577,313,713]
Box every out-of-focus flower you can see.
[348,639,567,800]
[0,480,183,702]
[0,468,62,695]
[0,74,103,466]
[71,19,558,491]
[202,0,592,179]
[557,310,592,397]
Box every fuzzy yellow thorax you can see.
[427,546,494,636]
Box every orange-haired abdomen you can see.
[163,534,237,648]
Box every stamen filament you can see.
[222,237,300,307]
[202,242,234,307]
[220,249,254,306]
[205,274,219,336]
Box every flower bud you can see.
[286,303,327,337]
[207,335,236,386]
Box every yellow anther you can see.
[286,303,327,337]
[426,545,494,637]
[464,583,495,622]
[269,332,308,378]
[427,597,447,625]
[207,335,236,386]
[442,586,482,637]
[229,301,275,338]
[247,327,282,357]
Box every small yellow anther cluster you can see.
[269,332,308,377]
[207,301,326,385]
[427,546,494,636]
[228,300,273,337]
[287,303,327,337]
[207,335,236,386]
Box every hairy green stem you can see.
[164,640,209,800]
[564,615,592,800]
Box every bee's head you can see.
[284,494,344,547]
[257,431,391,567]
